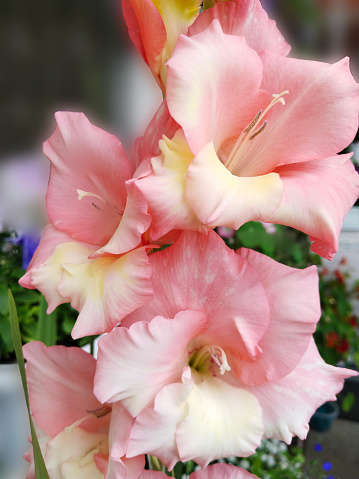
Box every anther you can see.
[244,110,262,133]
[249,120,268,140]
[209,345,231,375]
[92,202,103,211]
[87,406,111,418]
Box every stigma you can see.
[208,345,231,375]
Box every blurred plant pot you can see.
[337,373,359,421]
[0,362,30,477]
[309,401,340,433]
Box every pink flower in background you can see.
[140,463,259,478]
[136,19,359,259]
[23,341,144,479]
[20,112,154,339]
[95,231,355,468]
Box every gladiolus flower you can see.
[20,112,154,338]
[23,342,144,479]
[95,231,356,468]
[136,19,359,259]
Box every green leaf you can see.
[37,295,57,346]
[341,392,356,412]
[203,0,215,10]
[8,290,50,479]
[353,351,359,369]
[0,283,9,314]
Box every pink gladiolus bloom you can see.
[20,112,154,338]
[136,19,359,259]
[23,342,144,479]
[140,463,259,478]
[122,0,202,92]
[95,231,357,468]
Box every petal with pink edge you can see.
[23,342,108,437]
[95,311,207,415]
[136,130,210,239]
[242,53,359,177]
[95,181,151,256]
[44,111,131,246]
[19,224,73,312]
[186,141,283,229]
[264,155,359,259]
[234,248,320,385]
[122,0,166,89]
[191,464,260,479]
[166,20,268,154]
[57,246,153,339]
[247,339,358,444]
[127,368,193,470]
[176,377,263,467]
[189,0,290,56]
[122,231,270,361]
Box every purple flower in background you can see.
[323,462,333,471]
[314,442,323,452]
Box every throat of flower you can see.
[224,90,289,173]
[189,344,231,376]
[77,189,123,219]
[65,406,111,433]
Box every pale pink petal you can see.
[44,111,131,246]
[58,246,153,339]
[189,0,290,56]
[176,377,263,467]
[166,20,268,154]
[122,0,167,90]
[191,464,260,479]
[122,231,270,361]
[131,100,179,173]
[45,427,107,479]
[264,155,359,259]
[242,53,359,176]
[108,403,135,460]
[247,339,358,443]
[94,311,207,416]
[23,342,108,437]
[186,141,283,229]
[95,181,151,256]
[140,473,166,479]
[19,224,73,311]
[127,368,193,470]
[136,130,210,239]
[234,248,320,384]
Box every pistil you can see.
[189,344,231,376]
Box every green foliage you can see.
[9,290,50,479]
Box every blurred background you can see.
[0,1,358,478]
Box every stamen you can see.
[209,345,231,375]
[65,414,93,433]
[244,110,262,133]
[87,406,112,418]
[91,202,103,211]
[249,120,268,140]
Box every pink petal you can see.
[23,342,108,437]
[108,403,135,460]
[19,224,73,312]
[136,130,211,239]
[186,141,283,229]
[166,20,268,154]
[140,473,167,479]
[235,248,320,384]
[44,111,131,246]
[95,181,151,256]
[122,0,167,90]
[265,154,359,259]
[189,0,290,56]
[94,311,207,416]
[191,464,259,479]
[176,377,263,467]
[247,339,358,443]
[128,368,194,470]
[59,246,153,339]
[123,231,270,360]
[243,53,359,176]
[131,100,179,174]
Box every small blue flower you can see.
[323,462,333,471]
[314,442,323,452]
